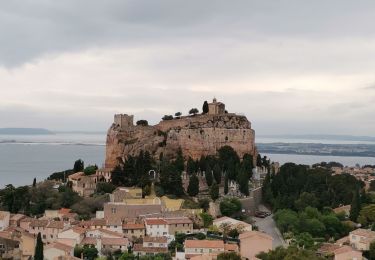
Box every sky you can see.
[1,0,375,135]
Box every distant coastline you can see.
[0,128,54,135]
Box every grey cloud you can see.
[2,0,375,66]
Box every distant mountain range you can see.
[0,128,55,135]
[258,134,375,142]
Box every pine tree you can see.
[32,178,36,187]
[350,187,361,222]
[213,164,222,184]
[34,232,44,260]
[205,165,213,186]
[187,174,199,196]
[210,181,219,200]
[224,172,229,195]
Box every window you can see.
[0,244,4,249]
[148,243,153,246]
[43,235,46,239]
[114,225,117,228]
[111,208,117,214]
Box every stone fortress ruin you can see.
[105,99,257,169]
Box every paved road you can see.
[253,214,286,249]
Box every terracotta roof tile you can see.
[81,237,97,245]
[47,221,64,229]
[239,231,273,241]
[143,236,168,243]
[185,240,224,249]
[164,217,193,225]
[102,237,129,246]
[145,218,167,225]
[30,219,48,228]
[133,244,168,253]
[122,223,145,229]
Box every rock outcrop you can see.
[105,100,257,169]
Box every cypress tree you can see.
[205,165,213,186]
[73,159,84,173]
[34,232,43,260]
[237,168,249,196]
[213,164,221,184]
[32,178,36,187]
[187,157,196,175]
[350,187,361,222]
[210,181,219,200]
[187,174,199,196]
[224,172,229,195]
[175,147,184,172]
[202,101,209,114]
[256,154,262,167]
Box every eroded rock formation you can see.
[105,100,257,169]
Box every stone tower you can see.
[114,114,134,129]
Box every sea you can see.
[0,134,374,188]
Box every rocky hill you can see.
[105,100,257,169]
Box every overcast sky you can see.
[1,0,375,135]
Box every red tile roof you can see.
[47,221,64,229]
[143,236,168,243]
[133,244,168,253]
[102,237,129,246]
[185,240,224,249]
[165,217,193,225]
[122,223,145,229]
[145,218,167,225]
[30,219,49,228]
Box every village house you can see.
[239,231,273,259]
[349,228,375,251]
[68,172,97,197]
[80,236,129,256]
[165,217,194,236]
[77,218,107,230]
[144,218,168,238]
[57,227,86,246]
[133,236,168,257]
[9,214,26,228]
[85,228,124,239]
[44,242,74,260]
[29,220,67,244]
[122,222,146,239]
[0,211,10,231]
[20,217,33,231]
[44,208,78,222]
[333,205,351,217]
[19,231,36,260]
[184,240,226,259]
[144,217,193,241]
[213,216,252,233]
[0,230,20,259]
[318,243,362,260]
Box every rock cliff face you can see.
[105,113,257,169]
